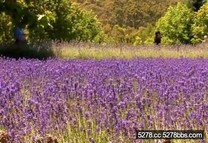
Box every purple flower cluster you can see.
[0,58,207,142]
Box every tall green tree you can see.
[0,0,104,43]
[156,2,194,44]
[191,3,208,43]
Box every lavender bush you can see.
[0,58,207,143]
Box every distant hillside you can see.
[72,0,183,28]
[71,0,184,44]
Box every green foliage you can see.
[106,25,138,44]
[4,0,208,46]
[29,0,104,42]
[156,2,194,44]
[64,4,104,42]
[0,0,105,59]
[0,0,104,43]
[133,25,155,45]
[191,3,208,44]
[0,12,13,43]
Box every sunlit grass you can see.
[52,42,208,59]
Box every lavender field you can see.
[0,58,207,143]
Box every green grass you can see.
[52,43,208,59]
[1,41,208,59]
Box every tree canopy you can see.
[156,3,194,44]
[0,0,104,43]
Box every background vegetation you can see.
[0,0,104,44]
[0,0,208,58]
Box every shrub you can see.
[156,2,194,44]
[191,3,208,44]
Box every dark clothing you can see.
[154,37,161,45]
[14,27,26,42]
[154,31,162,45]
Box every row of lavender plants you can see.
[0,58,207,143]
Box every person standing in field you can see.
[154,31,162,45]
